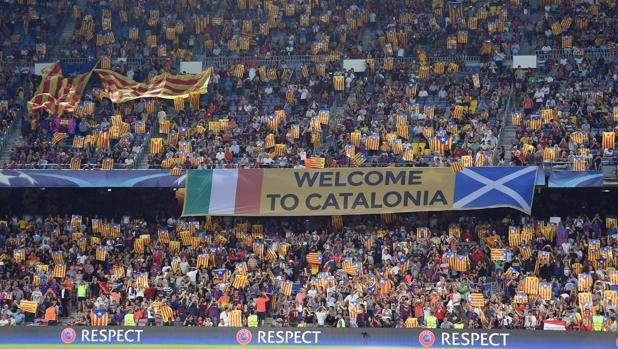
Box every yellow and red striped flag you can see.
[52,263,67,278]
[281,280,293,296]
[448,224,461,239]
[468,293,484,308]
[307,252,322,265]
[160,305,174,323]
[134,273,149,288]
[538,282,552,300]
[605,290,618,308]
[416,227,430,239]
[20,300,38,314]
[52,132,69,145]
[90,309,109,326]
[94,69,211,103]
[306,157,325,169]
[196,254,209,269]
[578,273,592,291]
[519,244,532,260]
[603,131,615,150]
[490,248,506,261]
[451,255,469,272]
[112,264,125,279]
[96,245,106,261]
[28,63,94,115]
[523,276,539,295]
[134,238,145,253]
[232,274,249,289]
[513,292,528,304]
[578,292,594,315]
[51,250,63,264]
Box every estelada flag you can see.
[134,273,149,288]
[306,157,325,169]
[233,274,249,289]
[572,156,586,171]
[196,254,209,269]
[150,138,163,154]
[451,160,464,173]
[281,280,293,296]
[448,224,461,238]
[52,264,66,278]
[524,276,539,295]
[378,279,392,295]
[212,269,229,282]
[168,241,180,254]
[307,252,322,265]
[331,216,343,230]
[519,244,532,260]
[578,292,594,315]
[95,245,106,261]
[450,255,469,272]
[102,158,114,170]
[605,290,618,307]
[350,153,366,167]
[134,238,145,253]
[602,131,615,150]
[578,273,592,291]
[511,112,522,126]
[69,157,81,169]
[252,241,264,256]
[365,134,380,150]
[416,227,430,239]
[160,305,174,323]
[538,282,552,300]
[91,309,109,326]
[29,62,95,116]
[112,264,125,279]
[51,251,64,264]
[513,292,528,304]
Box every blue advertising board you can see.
[0,327,616,348]
[0,170,185,188]
[548,170,603,188]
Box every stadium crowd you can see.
[509,55,618,170]
[0,0,617,339]
[1,0,616,172]
[1,204,618,331]
[59,0,528,61]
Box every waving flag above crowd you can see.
[28,60,97,116]
[94,68,211,103]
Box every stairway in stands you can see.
[49,0,90,59]
[498,91,519,164]
[0,117,21,165]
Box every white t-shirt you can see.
[220,311,230,326]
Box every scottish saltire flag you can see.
[454,167,537,214]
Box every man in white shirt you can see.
[219,308,230,327]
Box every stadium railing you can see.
[535,48,617,60]
[53,54,486,69]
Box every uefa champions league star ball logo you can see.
[418,330,435,347]
[236,329,252,345]
[60,328,77,344]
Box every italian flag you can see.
[183,169,264,216]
